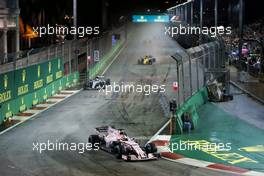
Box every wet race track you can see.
[0,24,242,176]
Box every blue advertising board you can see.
[132,15,169,23]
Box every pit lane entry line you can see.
[101,42,127,75]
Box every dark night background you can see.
[19,0,263,28]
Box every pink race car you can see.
[88,126,159,161]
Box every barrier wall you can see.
[0,58,79,124]
[174,87,208,134]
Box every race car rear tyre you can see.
[106,79,111,85]
[88,135,100,148]
[154,152,161,158]
[120,144,129,155]
[145,143,157,154]
[114,145,122,159]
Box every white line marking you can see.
[147,119,171,144]
[176,158,213,167]
[243,171,264,176]
[0,89,82,136]
[101,43,127,75]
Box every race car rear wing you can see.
[95,126,109,133]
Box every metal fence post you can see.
[181,61,185,102]
[196,59,199,90]
[190,0,193,26]
[185,4,188,24]
[215,0,218,28]
[69,42,72,74]
[200,0,203,44]
[213,44,216,68]
[202,47,206,86]
[86,40,89,80]
[188,54,193,95]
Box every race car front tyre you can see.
[154,152,161,158]
[145,142,157,154]
[88,135,100,148]
[120,144,129,155]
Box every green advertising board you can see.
[0,57,77,124]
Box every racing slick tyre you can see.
[105,79,110,85]
[149,60,152,65]
[154,152,161,158]
[114,144,122,159]
[114,143,128,159]
[223,94,233,101]
[83,81,91,90]
[120,144,129,155]
[83,84,87,90]
[88,135,100,148]
[145,143,157,154]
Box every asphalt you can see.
[0,23,237,176]
[218,85,264,130]
[229,65,264,103]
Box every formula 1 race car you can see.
[138,55,156,65]
[89,126,159,161]
[83,76,110,90]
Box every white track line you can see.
[0,89,82,136]
[101,43,127,75]
[147,119,171,144]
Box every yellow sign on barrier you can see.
[0,91,11,103]
[180,140,257,164]
[239,145,264,152]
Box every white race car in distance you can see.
[84,76,110,90]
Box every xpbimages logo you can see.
[33,24,100,37]
[165,24,232,38]
[169,140,232,153]
[33,140,99,154]
[100,82,166,95]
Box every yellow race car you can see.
[138,55,156,65]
